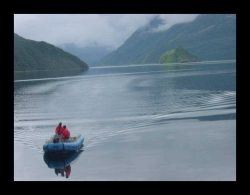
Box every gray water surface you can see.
[14,61,236,181]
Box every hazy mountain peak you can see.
[99,14,235,65]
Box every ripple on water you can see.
[14,63,236,151]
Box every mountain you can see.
[160,47,199,63]
[99,14,236,65]
[14,34,89,79]
[58,43,113,66]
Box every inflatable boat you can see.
[43,135,84,153]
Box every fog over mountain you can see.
[14,14,198,50]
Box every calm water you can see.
[14,60,236,181]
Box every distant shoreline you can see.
[91,59,236,68]
[14,59,235,83]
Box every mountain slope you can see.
[14,34,88,79]
[99,14,236,65]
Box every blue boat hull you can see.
[43,135,84,153]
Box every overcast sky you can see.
[14,14,198,49]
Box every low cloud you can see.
[14,14,198,49]
[153,14,199,32]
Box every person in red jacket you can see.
[55,122,63,135]
[62,125,70,140]
[53,122,63,143]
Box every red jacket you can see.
[55,126,63,135]
[62,128,70,139]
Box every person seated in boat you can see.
[53,122,63,143]
[62,125,70,141]
[55,122,63,135]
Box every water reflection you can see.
[43,150,83,178]
[54,165,71,178]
